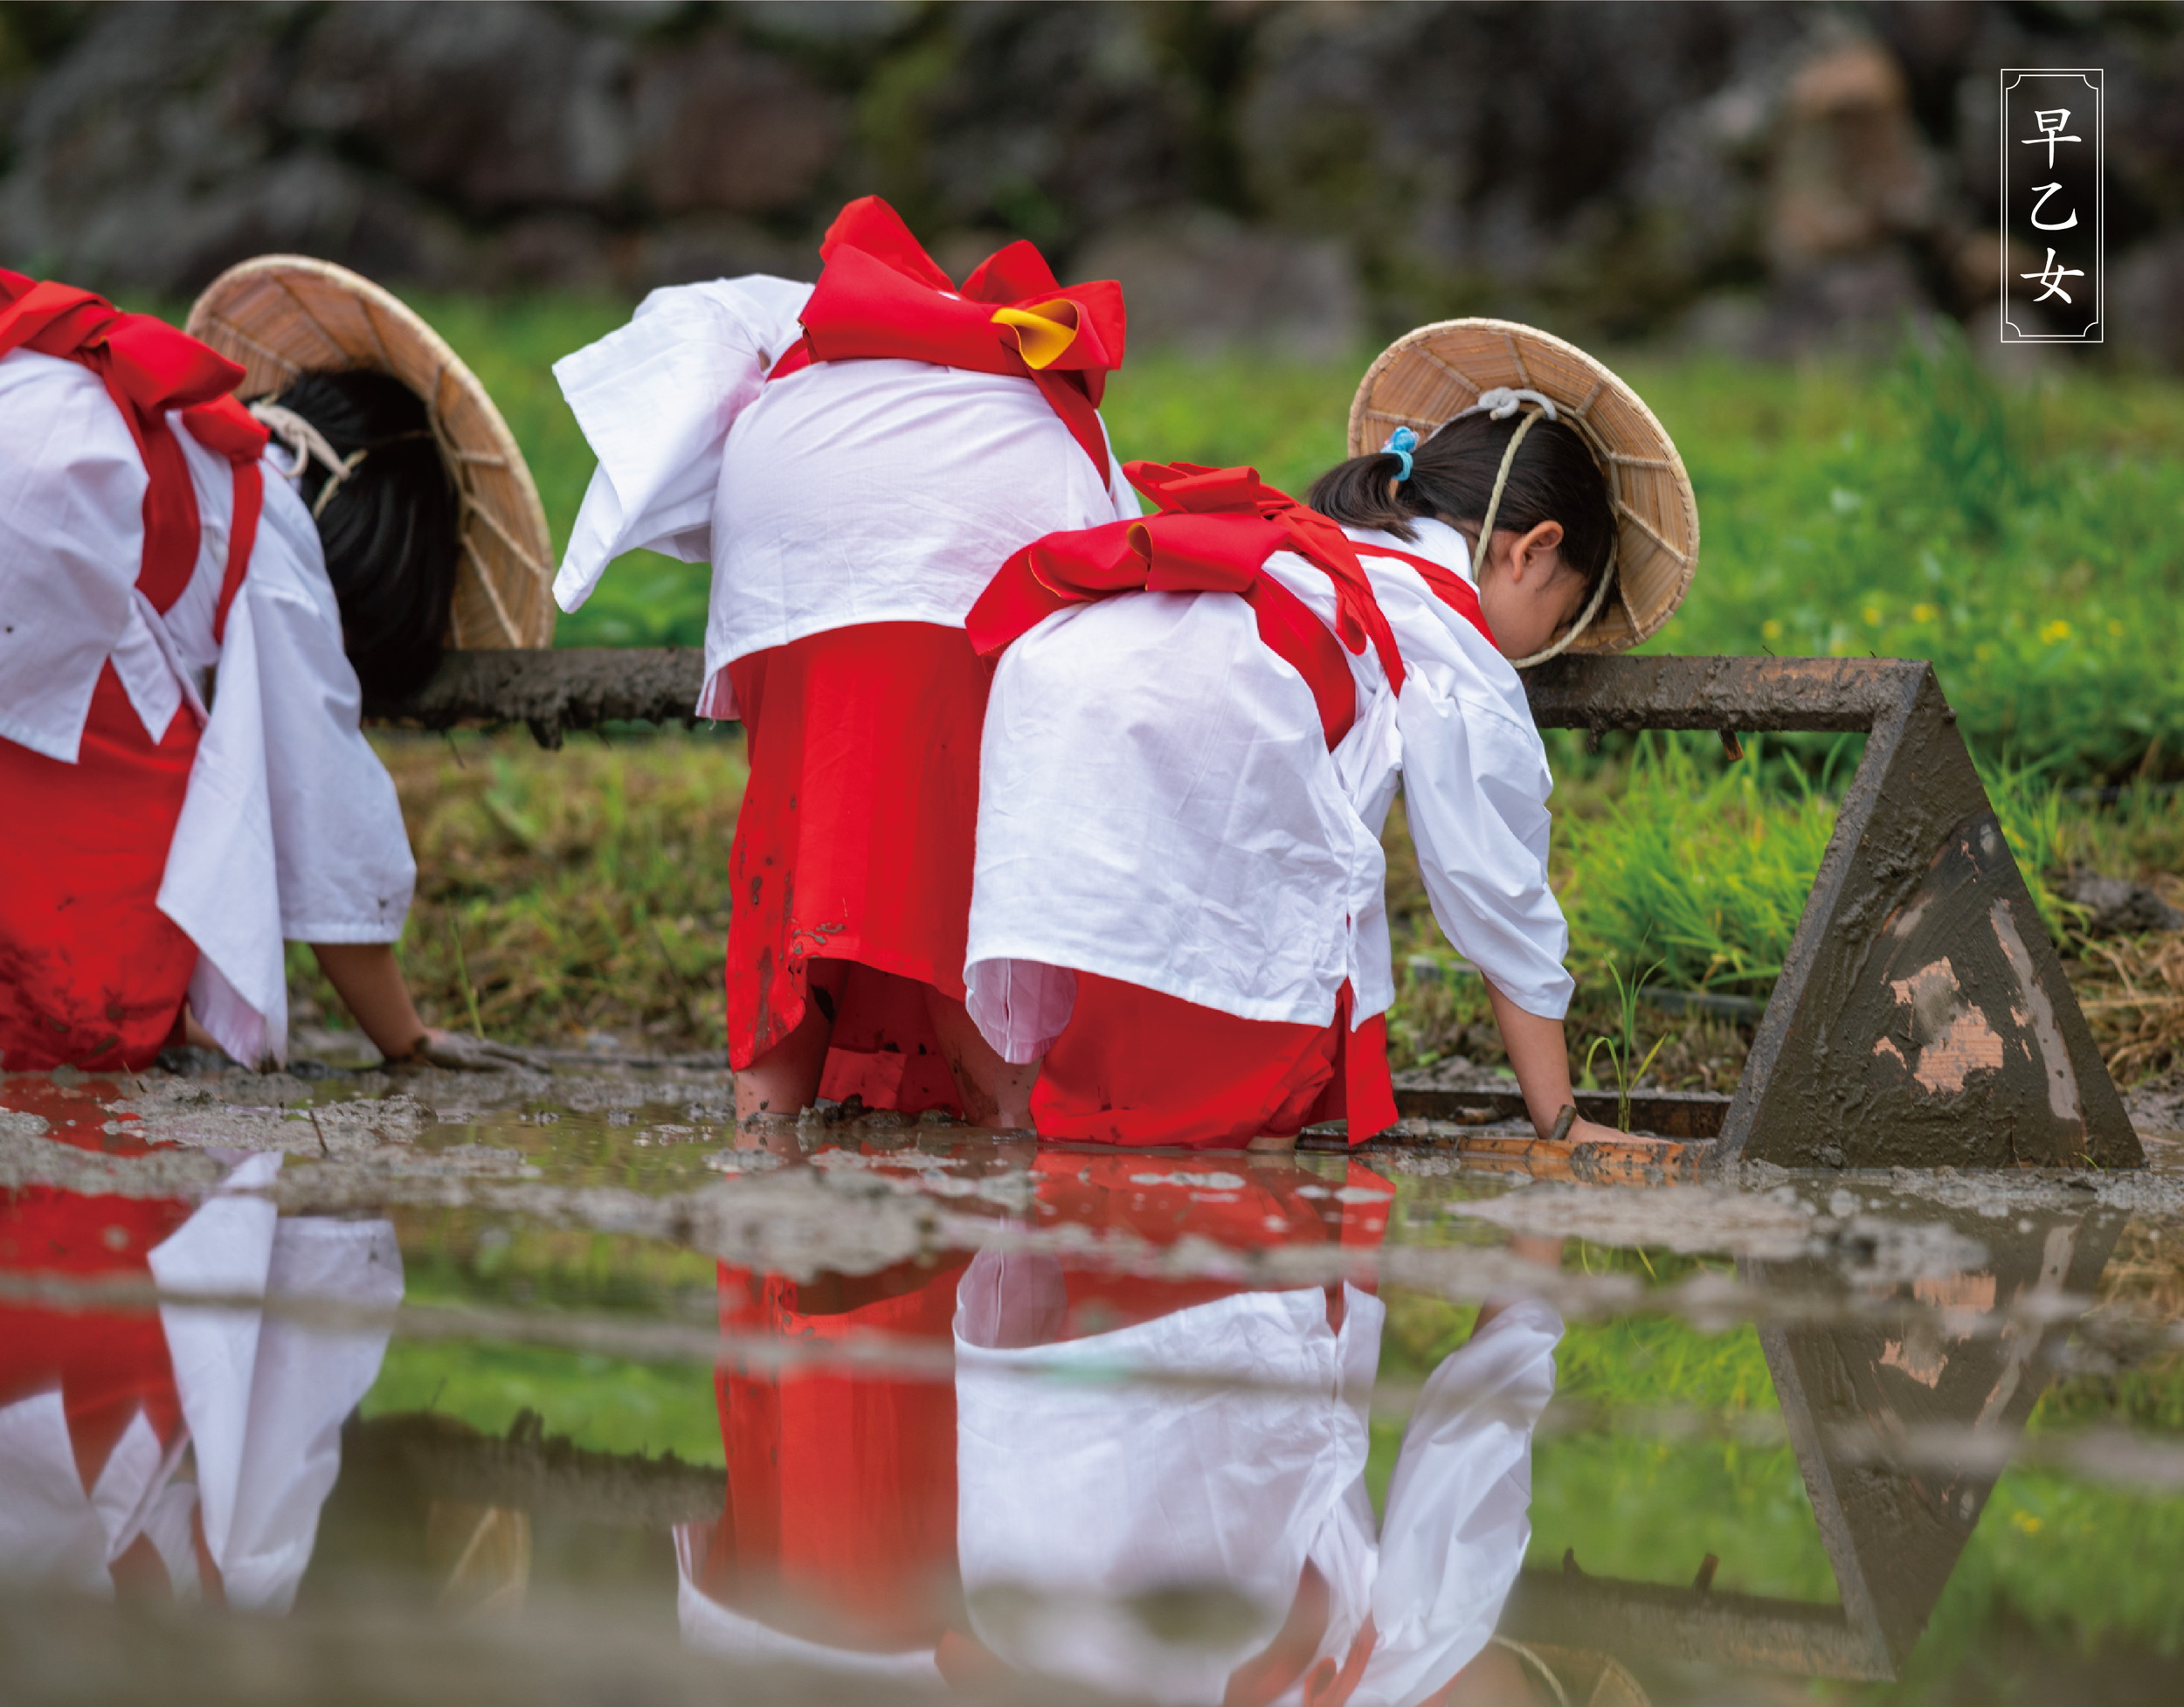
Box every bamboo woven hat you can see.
[186,255,555,649]
[1348,318,1697,659]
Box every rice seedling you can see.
[1581,957,1670,1127]
[1556,735,1839,999]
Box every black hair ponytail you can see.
[1308,411,1616,607]
[265,370,459,702]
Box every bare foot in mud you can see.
[1245,1131,1300,1154]
[734,1111,805,1159]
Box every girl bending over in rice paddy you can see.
[554,197,1137,1128]
[963,320,1700,1151]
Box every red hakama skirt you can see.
[0,664,200,1071]
[1030,971,1400,1150]
[723,621,988,1115]
[697,1255,967,1650]
[0,1188,190,1483]
[0,1117,196,1592]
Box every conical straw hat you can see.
[186,256,555,650]
[1349,319,1697,657]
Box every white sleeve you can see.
[159,466,417,1066]
[0,351,148,763]
[552,276,814,612]
[1359,1298,1563,1707]
[249,473,418,943]
[1397,667,1574,1020]
[152,1153,403,1614]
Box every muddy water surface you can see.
[5,1060,2184,1706]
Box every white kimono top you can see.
[551,277,1138,721]
[0,349,419,1067]
[954,1253,1563,1706]
[966,515,1574,1061]
[0,1153,402,1612]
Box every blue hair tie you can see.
[1380,425,1419,483]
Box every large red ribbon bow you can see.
[768,197,1126,479]
[968,460,1424,749]
[0,270,269,639]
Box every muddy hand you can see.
[396,1028,536,1072]
[1567,1116,1654,1145]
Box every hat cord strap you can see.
[1471,406,1541,563]
[1472,404,1616,671]
[249,401,370,520]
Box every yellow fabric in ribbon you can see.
[991,300,1080,369]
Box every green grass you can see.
[407,300,1376,650]
[1639,327,2184,784]
[1554,735,1845,998]
[1374,1282,1837,1602]
[1898,1468,2184,1674]
[357,1218,727,1462]
[413,298,2184,783]
[363,1339,725,1466]
[291,728,748,1048]
[311,720,2182,1077]
[1373,1282,2184,1679]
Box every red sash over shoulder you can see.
[0,271,268,639]
[971,463,1498,1146]
[766,197,1125,479]
[967,461,1496,750]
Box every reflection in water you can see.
[952,1256,1559,1704]
[1756,1199,2124,1679]
[678,1151,1569,1705]
[1506,1198,2126,1688]
[0,1146,401,1610]
[1,1074,2177,1703]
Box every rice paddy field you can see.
[309,294,2184,1097]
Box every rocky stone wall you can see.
[2,1,2179,360]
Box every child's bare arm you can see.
[310,943,424,1061]
[309,942,526,1069]
[1483,978,1632,1144]
[309,943,430,1061]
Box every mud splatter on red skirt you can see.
[0,663,199,1071]
[723,620,987,1115]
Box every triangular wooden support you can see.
[1721,666,2136,1167]
[1524,655,2140,1170]
[1502,1200,2122,1682]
